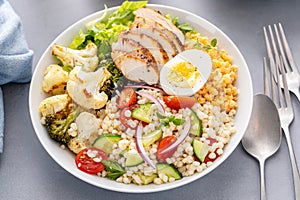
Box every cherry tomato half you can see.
[117,87,137,109]
[194,138,219,163]
[163,96,196,110]
[156,135,177,162]
[120,106,138,129]
[206,137,218,146]
[203,148,220,163]
[75,147,108,174]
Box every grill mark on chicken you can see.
[111,37,159,85]
[112,37,157,67]
[120,31,169,69]
[131,22,178,58]
[113,50,159,84]
[134,8,185,45]
[134,16,184,52]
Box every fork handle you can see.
[282,126,300,200]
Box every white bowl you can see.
[29,4,253,193]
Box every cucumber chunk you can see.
[92,134,121,154]
[189,109,203,136]
[132,103,153,123]
[142,129,163,147]
[125,150,144,167]
[156,163,182,180]
[136,172,158,185]
[192,139,210,162]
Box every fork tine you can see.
[263,26,276,74]
[279,56,293,108]
[264,56,278,104]
[278,23,299,74]
[268,25,281,72]
[274,24,291,73]
[263,26,273,61]
[275,57,285,108]
[263,57,270,97]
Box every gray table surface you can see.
[1,0,300,199]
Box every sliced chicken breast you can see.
[111,7,186,85]
[134,16,184,52]
[131,22,178,58]
[112,38,159,85]
[112,37,157,67]
[112,50,159,85]
[112,37,141,54]
[134,8,185,45]
[120,31,169,70]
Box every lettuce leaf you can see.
[118,0,147,13]
[69,1,147,50]
[166,13,195,34]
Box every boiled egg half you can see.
[160,49,212,96]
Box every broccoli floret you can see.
[45,108,80,144]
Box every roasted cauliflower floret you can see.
[42,64,69,95]
[66,66,111,110]
[52,42,99,72]
[39,94,70,117]
[68,111,100,154]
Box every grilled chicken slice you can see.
[120,31,169,70]
[112,37,140,53]
[112,50,159,85]
[134,16,184,52]
[131,22,178,59]
[112,39,159,85]
[134,8,185,46]
[112,37,158,67]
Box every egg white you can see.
[160,49,212,96]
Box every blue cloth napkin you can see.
[0,0,33,153]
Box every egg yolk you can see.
[173,62,198,78]
[167,61,200,88]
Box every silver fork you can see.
[263,23,300,102]
[263,55,300,199]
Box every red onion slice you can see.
[135,122,156,169]
[160,118,191,154]
[136,91,165,114]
